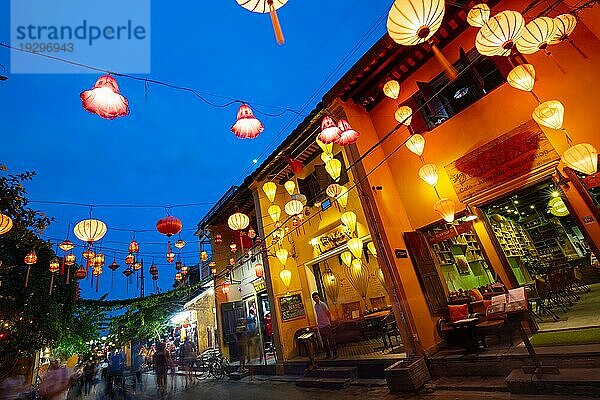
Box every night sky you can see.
[0,1,388,299]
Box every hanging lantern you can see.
[507,64,535,92]
[128,240,139,254]
[109,261,120,271]
[255,263,264,278]
[337,185,349,209]
[74,219,107,245]
[228,212,250,231]
[284,180,296,195]
[516,17,555,54]
[326,183,343,198]
[80,75,129,120]
[395,106,413,126]
[149,264,158,276]
[291,193,307,206]
[341,211,357,234]
[59,239,74,252]
[49,258,60,273]
[174,238,186,249]
[321,152,334,164]
[549,14,577,44]
[230,243,237,252]
[231,103,264,139]
[476,11,525,56]
[549,197,570,217]
[284,199,303,216]
[167,251,175,263]
[562,143,598,175]
[532,100,564,130]
[268,204,282,224]
[248,227,257,239]
[262,181,277,203]
[337,119,360,146]
[75,267,87,280]
[279,268,292,288]
[367,241,377,258]
[65,253,76,266]
[236,0,287,45]
[276,247,289,266]
[175,272,183,282]
[316,137,334,154]
[125,253,135,266]
[325,158,342,181]
[83,249,95,260]
[156,216,183,237]
[467,4,490,28]
[0,214,12,236]
[211,263,217,275]
[351,258,363,271]
[406,134,425,156]
[93,253,105,268]
[323,269,340,305]
[214,233,223,245]
[383,80,400,100]
[200,251,209,262]
[419,163,439,186]
[319,116,342,144]
[181,265,188,276]
[434,198,456,223]
[222,281,230,294]
[387,0,445,45]
[92,267,103,277]
[229,257,235,266]
[284,156,304,175]
[341,251,353,267]
[133,262,142,271]
[347,237,364,259]
[24,250,37,288]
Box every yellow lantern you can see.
[284,180,296,195]
[74,219,107,245]
[341,251,353,267]
[434,198,456,223]
[49,257,60,273]
[262,181,277,203]
[321,152,334,163]
[532,100,564,130]
[347,237,363,259]
[59,239,74,252]
[316,137,334,154]
[367,242,377,258]
[516,17,555,54]
[276,248,289,266]
[549,197,569,217]
[549,14,577,44]
[280,268,292,288]
[351,258,363,271]
[93,253,105,268]
[200,251,209,262]
[387,0,445,46]
[337,185,349,209]
[406,134,425,156]
[507,64,535,92]
[284,199,303,216]
[325,158,342,181]
[467,4,490,28]
[227,212,250,231]
[476,11,525,56]
[0,213,13,235]
[383,80,400,100]
[326,183,343,198]
[268,204,282,224]
[562,143,598,175]
[24,250,37,265]
[419,163,439,186]
[395,105,413,126]
[341,211,357,234]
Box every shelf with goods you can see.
[491,220,526,258]
[525,218,581,265]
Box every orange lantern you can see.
[549,14,577,44]
[231,103,264,139]
[125,253,135,266]
[174,238,186,250]
[65,253,76,266]
[75,267,87,280]
[419,163,439,186]
[434,198,456,223]
[507,64,535,92]
[175,272,183,282]
[476,11,525,56]
[516,17,555,54]
[255,263,264,278]
[406,134,425,156]
[395,106,413,126]
[200,251,209,262]
[222,281,230,294]
[128,240,139,254]
[156,216,182,237]
[467,4,490,28]
[24,250,37,288]
[59,239,74,252]
[562,143,598,175]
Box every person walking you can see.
[132,351,145,391]
[152,342,169,394]
[82,360,95,396]
[107,349,124,392]
[312,292,337,359]
[179,338,196,388]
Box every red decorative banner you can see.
[582,173,600,190]
[426,221,473,244]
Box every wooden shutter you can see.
[403,231,448,314]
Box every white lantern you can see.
[387,0,445,46]
[284,199,304,216]
[227,212,250,231]
[476,11,525,56]
[507,64,535,92]
[347,237,364,259]
[562,143,598,175]
[341,251,353,267]
[434,198,456,223]
[406,134,425,156]
[467,4,490,28]
[419,163,439,186]
[74,219,107,244]
[383,80,400,100]
[395,105,413,126]
[341,211,357,234]
[532,100,564,130]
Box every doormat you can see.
[530,327,600,346]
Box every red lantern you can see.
[128,240,139,254]
[214,233,223,245]
[336,119,360,145]
[318,116,341,144]
[255,263,264,278]
[80,75,129,120]
[248,227,256,239]
[83,249,95,260]
[75,267,87,280]
[156,216,183,237]
[231,103,264,139]
[283,156,303,175]
[222,281,230,294]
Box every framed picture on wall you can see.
[455,255,471,275]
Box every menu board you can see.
[278,293,306,321]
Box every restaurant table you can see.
[363,310,392,350]
[447,317,480,353]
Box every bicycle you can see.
[191,349,229,381]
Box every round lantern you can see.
[268,204,282,224]
[325,158,342,181]
[367,241,378,257]
[326,183,343,198]
[80,75,129,120]
[200,251,209,262]
[279,268,292,288]
[406,134,425,156]
[59,239,74,252]
[222,281,230,294]
[174,238,186,249]
[175,272,183,282]
[507,64,536,92]
[262,181,277,203]
[49,258,60,273]
[476,11,525,56]
[319,116,342,144]
[214,233,223,245]
[65,253,76,266]
[316,137,334,154]
[276,248,289,266]
[156,216,182,237]
[387,0,445,45]
[549,14,577,44]
[383,80,400,100]
[516,17,555,54]
[419,163,439,186]
[337,119,360,146]
[284,180,296,195]
[341,251,353,267]
[75,267,87,280]
[284,199,304,216]
[347,237,364,259]
[24,250,37,288]
[467,4,490,28]
[337,185,349,209]
[133,262,142,271]
[0,213,12,236]
[395,106,413,126]
[434,198,456,223]
[228,212,250,231]
[74,219,107,244]
[549,197,569,217]
[231,103,264,139]
[83,249,95,260]
[341,211,357,234]
[532,100,564,130]
[236,0,288,45]
[255,263,264,278]
[149,264,158,276]
[562,143,598,175]
[128,240,139,254]
[125,253,135,266]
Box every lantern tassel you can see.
[431,44,458,80]
[66,267,70,285]
[25,266,31,288]
[269,7,285,45]
[49,274,54,295]
[60,258,65,275]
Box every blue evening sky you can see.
[0,1,388,299]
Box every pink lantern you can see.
[231,103,264,139]
[336,119,360,146]
[318,116,342,144]
[80,75,129,120]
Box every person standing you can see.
[312,292,337,359]
[152,342,169,394]
[82,360,95,396]
[132,351,145,391]
[179,338,196,388]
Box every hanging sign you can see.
[252,278,267,293]
[426,221,474,244]
[278,293,306,321]
[310,225,352,254]
[445,120,560,203]
[582,173,600,190]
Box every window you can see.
[298,152,349,206]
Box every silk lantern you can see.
[0,213,12,235]
[516,17,555,54]
[174,238,186,249]
[24,250,37,288]
[395,105,413,126]
[232,103,264,139]
[434,198,456,223]
[262,181,277,202]
[156,216,183,237]
[59,239,74,252]
[200,251,209,262]
[387,0,445,45]
[337,185,349,209]
[222,281,230,294]
[321,152,334,163]
[467,4,490,28]
[284,180,296,195]
[291,193,307,206]
[268,204,282,224]
[549,14,577,44]
[419,163,439,186]
[284,199,303,216]
[316,137,334,154]
[347,237,363,259]
[175,272,183,282]
[367,241,377,257]
[280,268,292,288]
[255,263,264,278]
[406,134,425,156]
[476,11,525,56]
[325,158,342,181]
[507,64,535,91]
[351,258,363,271]
[341,211,357,234]
[236,0,287,45]
[125,253,135,266]
[83,249,95,260]
[80,75,129,120]
[326,183,343,198]
[341,251,353,267]
[65,253,76,266]
[74,219,107,245]
[276,248,289,266]
[562,143,598,175]
[228,212,250,231]
[532,100,564,130]
[383,80,400,100]
[337,119,360,146]
[128,240,139,254]
[49,257,60,295]
[319,116,341,144]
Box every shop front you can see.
[182,283,218,353]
